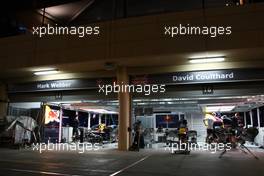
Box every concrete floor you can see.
[0,147,263,176]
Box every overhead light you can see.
[34,69,59,75]
[205,106,235,112]
[189,57,225,64]
[32,67,56,72]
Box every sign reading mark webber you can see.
[8,78,114,93]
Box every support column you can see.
[257,108,261,128]
[0,84,8,121]
[88,113,91,129]
[250,111,253,127]
[244,112,247,127]
[129,91,132,147]
[117,66,131,151]
[58,105,63,143]
[99,114,102,124]
[191,114,194,130]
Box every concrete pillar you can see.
[88,113,91,129]
[191,113,194,130]
[250,111,253,126]
[257,108,261,128]
[128,99,132,147]
[0,84,8,121]
[244,112,247,127]
[117,66,131,151]
[99,114,102,124]
[58,106,63,143]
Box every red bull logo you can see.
[45,105,60,124]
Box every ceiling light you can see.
[189,57,225,64]
[32,67,56,72]
[34,70,59,76]
[205,106,235,112]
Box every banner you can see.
[45,105,60,124]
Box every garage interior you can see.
[6,80,264,150]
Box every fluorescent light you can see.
[32,67,56,72]
[205,106,235,112]
[34,70,59,75]
[189,57,225,64]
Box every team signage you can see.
[36,80,75,89]
[172,71,234,82]
[8,68,264,93]
[131,68,264,85]
[8,78,114,93]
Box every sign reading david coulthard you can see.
[130,68,264,85]
[172,70,234,83]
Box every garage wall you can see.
[255,128,264,147]
[254,106,264,146]
[1,3,264,71]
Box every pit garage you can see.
[4,70,264,153]
[1,69,264,176]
